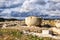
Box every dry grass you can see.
[0,29,58,40]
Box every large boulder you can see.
[51,27,60,35]
[25,16,42,26]
[55,22,60,28]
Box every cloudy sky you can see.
[0,0,60,19]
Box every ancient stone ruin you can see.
[25,16,42,26]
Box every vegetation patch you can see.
[0,29,58,40]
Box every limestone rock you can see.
[51,27,60,35]
[55,21,60,28]
[49,20,56,27]
[25,16,42,26]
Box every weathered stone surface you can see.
[25,16,42,26]
[49,20,56,27]
[51,27,60,35]
[55,22,60,28]
[42,30,50,34]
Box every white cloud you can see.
[1,9,11,13]
[20,0,49,12]
[0,0,60,19]
[0,0,25,7]
[50,0,60,2]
